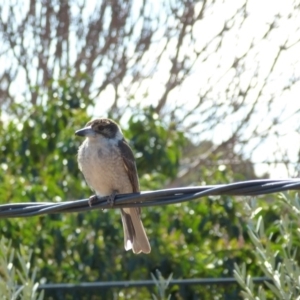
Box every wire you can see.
[37,277,271,290]
[0,179,299,218]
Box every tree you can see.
[0,79,255,299]
[1,0,299,178]
[1,0,300,299]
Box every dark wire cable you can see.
[0,179,299,218]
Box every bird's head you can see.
[75,118,123,141]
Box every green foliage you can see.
[0,77,189,298]
[234,193,300,299]
[0,237,44,300]
[125,106,186,187]
[0,76,285,299]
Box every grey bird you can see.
[75,118,151,254]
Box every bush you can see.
[234,193,300,299]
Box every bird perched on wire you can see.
[75,118,151,254]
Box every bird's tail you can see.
[120,208,151,254]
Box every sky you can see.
[92,0,300,178]
[1,0,300,178]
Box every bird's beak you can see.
[75,126,96,137]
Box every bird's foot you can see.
[107,190,118,207]
[88,195,98,207]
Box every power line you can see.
[0,179,299,218]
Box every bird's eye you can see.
[103,128,110,134]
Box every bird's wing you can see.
[118,139,140,193]
[118,139,151,253]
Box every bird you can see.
[75,118,151,254]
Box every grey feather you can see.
[118,139,151,254]
[120,208,151,254]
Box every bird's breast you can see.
[77,139,133,196]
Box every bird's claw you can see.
[88,191,117,208]
[107,190,117,207]
[88,195,98,207]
